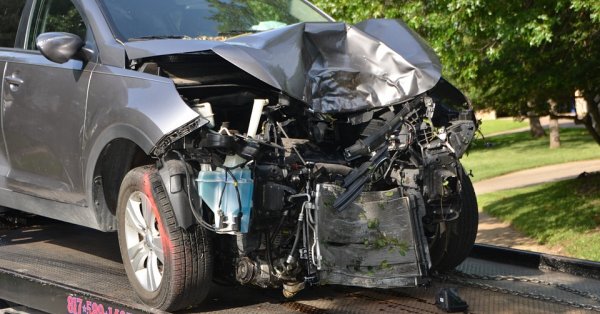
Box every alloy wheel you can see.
[123,191,164,292]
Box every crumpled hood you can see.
[124,19,442,113]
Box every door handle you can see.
[5,75,24,86]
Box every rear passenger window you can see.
[27,0,87,50]
[0,0,27,48]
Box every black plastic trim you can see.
[470,244,600,280]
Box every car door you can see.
[2,0,95,205]
[0,0,31,187]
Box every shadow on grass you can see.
[470,128,593,153]
[481,173,600,245]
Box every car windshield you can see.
[97,0,331,41]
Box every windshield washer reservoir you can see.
[197,167,253,234]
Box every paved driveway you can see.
[473,159,600,255]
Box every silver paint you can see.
[0,0,448,232]
[36,32,85,64]
[123,19,442,113]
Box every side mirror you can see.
[36,32,85,64]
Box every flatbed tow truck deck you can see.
[1,219,599,314]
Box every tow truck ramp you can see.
[0,219,599,313]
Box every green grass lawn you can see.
[479,118,529,136]
[478,173,600,261]
[461,128,600,182]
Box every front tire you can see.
[428,168,479,272]
[117,165,212,311]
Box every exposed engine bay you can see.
[150,74,476,295]
[131,21,478,297]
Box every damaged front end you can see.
[137,20,478,295]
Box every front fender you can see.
[87,65,200,147]
[84,123,154,192]
[83,65,201,212]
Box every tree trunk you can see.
[528,112,546,138]
[527,101,546,138]
[549,118,560,148]
[548,99,560,148]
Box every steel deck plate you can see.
[0,219,599,313]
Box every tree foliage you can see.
[313,0,600,142]
[0,1,27,47]
[207,0,296,32]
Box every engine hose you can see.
[286,205,305,264]
[265,232,275,279]
[269,210,288,246]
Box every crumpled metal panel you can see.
[123,19,442,113]
[315,184,424,288]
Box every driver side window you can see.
[27,0,86,50]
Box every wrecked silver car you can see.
[0,0,478,310]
